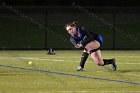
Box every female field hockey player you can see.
[65,21,117,71]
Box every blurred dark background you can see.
[0,0,140,50]
[1,0,140,7]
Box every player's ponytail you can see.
[65,21,78,28]
[72,21,78,26]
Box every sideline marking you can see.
[0,64,139,85]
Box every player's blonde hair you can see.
[65,21,78,28]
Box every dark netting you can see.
[0,6,139,49]
[0,7,45,49]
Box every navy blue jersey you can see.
[70,27,103,47]
[71,28,86,43]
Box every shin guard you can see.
[80,52,89,68]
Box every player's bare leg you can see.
[90,50,104,65]
[85,40,117,70]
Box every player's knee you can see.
[89,48,100,55]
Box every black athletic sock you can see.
[103,59,113,65]
[80,52,89,68]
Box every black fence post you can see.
[45,9,48,50]
[113,13,116,50]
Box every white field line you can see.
[59,91,140,93]
[118,63,140,64]
[100,91,140,93]
[126,74,140,77]
[103,55,140,57]
[121,73,140,77]
[60,91,87,93]
[0,56,140,64]
[0,56,65,62]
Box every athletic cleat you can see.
[76,66,83,71]
[112,58,117,71]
